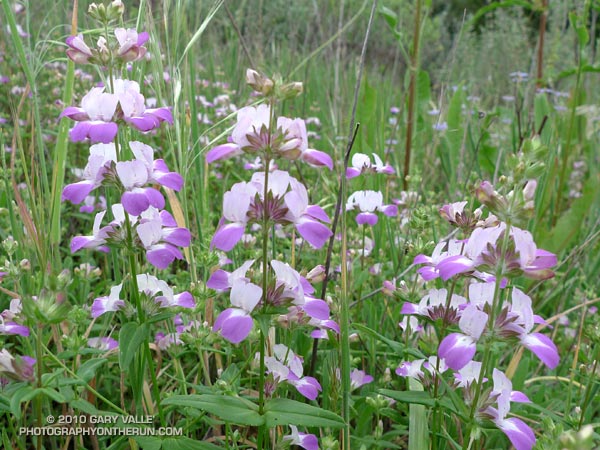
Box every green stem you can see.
[258,97,276,449]
[403,0,423,190]
[463,224,512,449]
[35,324,43,450]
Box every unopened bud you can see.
[245,68,274,96]
[87,3,106,22]
[279,81,303,100]
[523,179,537,201]
[109,0,125,16]
[306,265,326,283]
[19,259,30,271]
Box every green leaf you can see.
[77,358,107,383]
[70,399,102,416]
[469,1,533,28]
[539,174,600,253]
[569,11,589,46]
[132,436,163,450]
[34,387,66,404]
[556,64,600,81]
[353,323,425,358]
[119,322,149,372]
[408,379,429,450]
[416,70,431,108]
[379,389,436,407]
[160,437,222,450]
[380,388,459,415]
[162,394,264,426]
[264,398,345,428]
[10,385,34,419]
[443,86,465,183]
[379,5,398,30]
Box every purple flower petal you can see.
[356,212,378,226]
[154,170,183,191]
[496,417,536,450]
[382,204,398,217]
[146,244,183,269]
[211,222,246,251]
[1,322,29,337]
[521,332,559,369]
[60,106,88,121]
[301,149,333,169]
[206,269,230,290]
[346,167,361,179]
[436,255,475,281]
[213,308,253,344]
[302,298,330,320]
[291,376,322,400]
[305,205,330,223]
[206,143,242,163]
[162,227,191,247]
[295,218,332,249]
[121,190,150,216]
[87,122,119,143]
[401,303,418,314]
[173,292,195,308]
[62,181,95,204]
[438,333,476,370]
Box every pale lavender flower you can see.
[136,208,191,269]
[264,344,322,400]
[113,79,173,132]
[213,279,262,343]
[283,425,318,450]
[206,259,255,291]
[438,304,488,370]
[346,190,398,226]
[401,288,467,323]
[485,387,536,450]
[91,284,125,318]
[436,224,556,281]
[62,143,116,204]
[277,117,333,169]
[114,28,149,62]
[137,274,194,309]
[0,349,35,382]
[65,34,93,64]
[211,171,331,251]
[349,369,374,390]
[60,86,119,143]
[346,153,394,179]
[88,337,118,350]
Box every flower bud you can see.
[306,265,326,283]
[279,81,303,100]
[523,179,537,202]
[87,3,107,22]
[245,68,274,96]
[108,0,125,18]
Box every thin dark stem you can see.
[308,123,359,376]
[223,1,257,70]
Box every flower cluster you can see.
[60,80,173,143]
[60,13,190,332]
[210,170,332,251]
[396,180,559,450]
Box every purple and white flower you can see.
[283,425,318,450]
[346,152,394,178]
[213,279,262,343]
[346,190,398,226]
[91,284,125,318]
